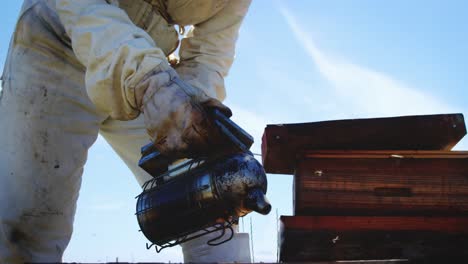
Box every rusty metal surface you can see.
[262,113,466,174]
[279,216,468,262]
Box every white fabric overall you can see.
[0,0,251,263]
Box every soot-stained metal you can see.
[135,109,271,253]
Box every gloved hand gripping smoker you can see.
[136,108,271,252]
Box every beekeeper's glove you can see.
[137,63,232,158]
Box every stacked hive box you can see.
[261,114,468,262]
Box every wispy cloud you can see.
[278,6,454,118]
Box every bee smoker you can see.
[136,109,271,252]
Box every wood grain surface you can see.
[280,216,468,262]
[262,114,466,174]
[294,151,468,215]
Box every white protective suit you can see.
[0,0,252,263]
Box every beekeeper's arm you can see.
[54,1,223,157]
[55,0,170,120]
[176,0,252,102]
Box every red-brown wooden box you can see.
[262,114,466,175]
[280,215,468,262]
[294,150,468,216]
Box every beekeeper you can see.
[0,0,251,263]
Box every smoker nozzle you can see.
[245,188,272,215]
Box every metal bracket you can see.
[145,221,235,253]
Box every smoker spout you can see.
[212,153,271,216]
[246,188,272,215]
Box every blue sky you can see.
[1,1,468,262]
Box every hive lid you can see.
[262,113,466,174]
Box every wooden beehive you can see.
[279,216,468,262]
[262,113,468,262]
[294,150,468,216]
[262,113,466,174]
